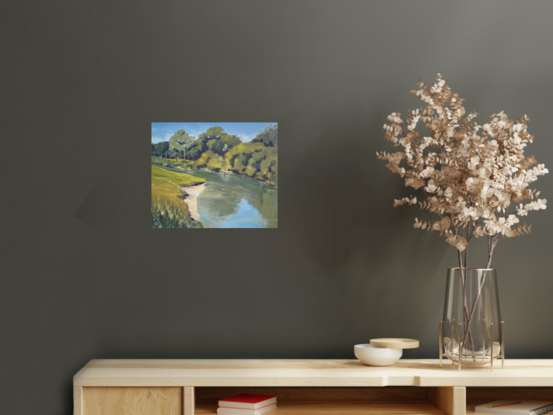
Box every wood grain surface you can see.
[82,387,182,415]
[73,360,553,387]
[427,387,466,415]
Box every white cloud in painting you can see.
[237,133,254,142]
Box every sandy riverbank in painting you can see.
[182,183,205,221]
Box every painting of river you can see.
[151,122,278,228]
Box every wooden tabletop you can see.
[73,359,553,387]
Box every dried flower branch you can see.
[378,74,548,268]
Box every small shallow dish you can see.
[354,344,402,366]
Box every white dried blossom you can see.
[378,74,548,267]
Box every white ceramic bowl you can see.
[354,344,403,366]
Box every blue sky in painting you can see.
[151,122,276,144]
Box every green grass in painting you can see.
[151,165,205,228]
[151,198,203,228]
[152,165,205,188]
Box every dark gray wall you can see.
[2,1,553,413]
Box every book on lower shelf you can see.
[217,394,277,415]
[475,400,553,415]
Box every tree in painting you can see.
[169,129,194,161]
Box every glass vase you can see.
[441,268,503,366]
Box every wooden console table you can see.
[73,359,553,415]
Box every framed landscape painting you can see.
[151,122,278,228]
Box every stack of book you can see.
[217,394,277,415]
[475,400,553,415]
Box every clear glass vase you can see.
[441,268,503,366]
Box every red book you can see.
[218,394,277,410]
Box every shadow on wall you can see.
[73,167,144,230]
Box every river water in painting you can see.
[180,170,278,228]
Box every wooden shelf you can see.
[196,401,444,414]
[72,359,553,415]
[73,359,553,387]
